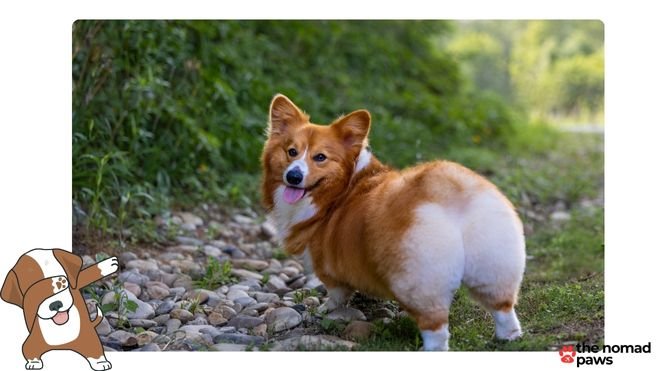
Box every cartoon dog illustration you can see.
[1,248,118,370]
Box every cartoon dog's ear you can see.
[53,249,82,288]
[1,270,23,308]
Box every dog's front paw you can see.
[88,356,112,371]
[98,257,119,276]
[318,299,339,314]
[25,359,43,370]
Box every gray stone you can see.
[373,307,396,319]
[203,245,223,258]
[233,259,269,271]
[213,333,265,345]
[169,287,186,298]
[326,307,366,322]
[227,289,249,301]
[214,305,237,320]
[170,308,194,322]
[128,319,157,328]
[123,282,141,297]
[153,314,170,326]
[270,335,356,351]
[179,212,203,226]
[266,307,302,332]
[255,292,280,303]
[208,312,228,326]
[175,236,204,246]
[95,317,112,336]
[108,330,138,347]
[260,221,278,239]
[231,268,263,281]
[119,251,138,264]
[165,318,182,333]
[211,343,248,351]
[125,259,159,272]
[118,270,149,286]
[227,315,265,329]
[245,302,269,313]
[187,317,208,326]
[234,296,257,307]
[172,275,194,290]
[265,275,288,292]
[159,252,185,261]
[136,330,159,346]
[147,285,170,301]
[155,300,176,316]
[134,343,160,352]
[303,296,320,307]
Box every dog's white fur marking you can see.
[39,305,81,346]
[98,257,119,276]
[355,147,371,173]
[271,185,317,241]
[26,249,66,278]
[87,356,112,371]
[391,203,464,314]
[26,358,43,370]
[492,309,522,340]
[37,288,73,319]
[284,149,309,185]
[421,324,450,351]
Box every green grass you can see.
[193,257,236,289]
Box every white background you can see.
[0,1,657,370]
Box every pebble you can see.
[135,343,161,352]
[119,270,149,286]
[234,296,257,307]
[213,333,265,345]
[211,343,248,351]
[123,282,141,297]
[208,312,228,326]
[165,318,182,333]
[233,259,269,271]
[255,292,280,303]
[227,289,249,301]
[266,307,302,332]
[170,308,194,322]
[119,251,138,263]
[155,300,176,316]
[265,275,288,292]
[179,212,203,226]
[95,318,112,336]
[101,289,155,319]
[373,307,396,319]
[231,268,263,281]
[343,321,374,341]
[227,315,264,329]
[108,330,138,347]
[203,245,223,258]
[326,307,366,322]
[215,305,237,320]
[252,323,267,338]
[271,335,356,351]
[128,319,158,328]
[136,331,159,346]
[125,259,159,272]
[260,221,278,239]
[147,285,170,301]
[153,314,170,326]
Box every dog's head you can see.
[1,249,82,331]
[261,94,371,210]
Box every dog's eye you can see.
[313,153,327,162]
[288,148,298,157]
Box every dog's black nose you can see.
[286,167,304,185]
[49,301,63,312]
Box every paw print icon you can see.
[559,345,577,363]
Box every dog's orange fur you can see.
[261,95,519,332]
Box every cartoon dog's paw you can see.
[88,356,112,371]
[53,276,68,291]
[25,359,43,370]
[98,257,119,276]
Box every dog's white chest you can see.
[39,306,81,346]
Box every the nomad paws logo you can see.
[560,345,577,363]
[558,342,652,367]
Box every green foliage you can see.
[194,257,236,289]
[99,286,138,329]
[357,316,421,351]
[72,20,516,237]
[446,20,603,123]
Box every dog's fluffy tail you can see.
[90,305,104,327]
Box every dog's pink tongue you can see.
[52,311,69,325]
[283,186,305,204]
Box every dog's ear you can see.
[268,94,309,137]
[332,109,371,152]
[1,270,23,308]
[53,249,82,288]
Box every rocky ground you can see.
[78,205,394,352]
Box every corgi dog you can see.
[261,94,525,351]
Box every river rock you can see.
[266,307,302,332]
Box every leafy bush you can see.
[73,20,516,236]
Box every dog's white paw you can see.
[98,257,119,276]
[88,356,112,370]
[25,359,43,370]
[493,309,522,341]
